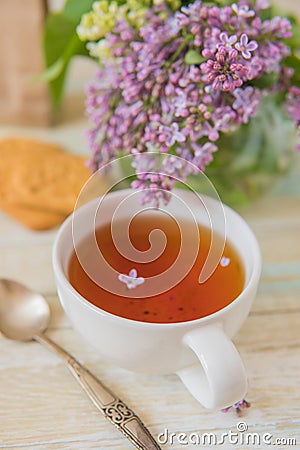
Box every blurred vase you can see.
[0,0,51,126]
[187,96,296,207]
[116,96,296,207]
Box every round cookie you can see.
[0,137,107,230]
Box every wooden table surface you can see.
[0,64,300,450]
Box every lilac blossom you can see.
[261,16,292,39]
[235,33,258,59]
[201,47,247,91]
[232,87,262,123]
[255,0,271,11]
[159,123,186,146]
[232,3,255,18]
[284,87,300,150]
[220,256,230,267]
[191,142,218,170]
[83,0,298,205]
[118,269,145,289]
[221,398,251,414]
[219,32,237,50]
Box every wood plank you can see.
[1,310,299,449]
[0,243,56,296]
[0,99,299,449]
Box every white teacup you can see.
[52,188,261,410]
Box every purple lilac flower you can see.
[232,3,255,18]
[245,55,263,80]
[284,87,300,150]
[84,0,296,206]
[233,87,262,123]
[201,46,247,91]
[162,154,197,179]
[221,398,251,413]
[235,33,258,59]
[219,32,237,50]
[207,5,232,30]
[258,41,290,74]
[191,142,218,170]
[262,16,292,39]
[212,105,237,132]
[255,0,271,11]
[159,123,186,146]
[118,269,145,289]
[131,152,174,207]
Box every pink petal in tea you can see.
[220,256,231,267]
[118,269,145,290]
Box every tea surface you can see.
[68,213,244,323]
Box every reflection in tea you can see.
[68,213,244,323]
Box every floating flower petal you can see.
[118,269,145,289]
[220,256,231,267]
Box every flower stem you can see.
[166,35,193,66]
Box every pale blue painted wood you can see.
[262,262,300,278]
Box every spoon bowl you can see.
[0,279,49,341]
[0,278,160,450]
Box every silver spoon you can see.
[0,279,161,450]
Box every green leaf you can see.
[44,13,75,67]
[43,13,75,110]
[43,12,91,111]
[251,72,278,89]
[185,49,205,65]
[63,0,95,23]
[284,54,300,70]
[283,54,300,87]
[33,58,65,83]
[50,36,90,110]
[286,24,300,48]
[200,0,235,5]
[42,0,96,112]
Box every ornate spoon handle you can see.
[34,333,161,450]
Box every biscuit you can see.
[0,137,108,229]
[0,201,66,231]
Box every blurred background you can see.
[0,0,299,133]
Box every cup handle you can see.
[176,323,247,410]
